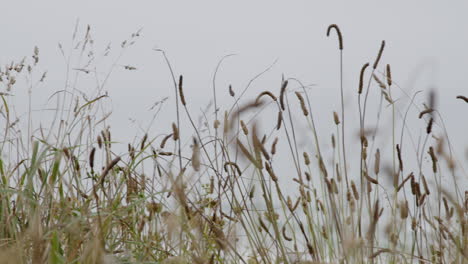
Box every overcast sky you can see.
[1,1,467,180]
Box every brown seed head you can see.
[213,119,220,129]
[373,40,386,69]
[426,118,433,134]
[456,95,468,103]
[178,75,186,106]
[160,133,173,149]
[97,135,103,149]
[223,161,242,175]
[326,24,343,50]
[428,146,438,173]
[172,123,179,141]
[191,137,200,171]
[335,164,341,182]
[386,64,392,86]
[229,84,235,97]
[303,152,310,165]
[374,148,380,175]
[265,162,278,182]
[319,157,328,177]
[100,156,121,186]
[400,200,409,219]
[282,225,292,241]
[421,175,430,195]
[141,133,148,151]
[271,137,278,155]
[249,185,255,199]
[255,91,277,104]
[330,178,338,194]
[237,139,261,169]
[89,147,96,170]
[372,73,386,89]
[351,180,359,200]
[419,108,434,119]
[333,111,340,125]
[279,80,288,111]
[223,111,229,134]
[295,91,308,116]
[358,63,370,94]
[396,144,403,171]
[397,172,413,192]
[365,173,379,185]
[276,111,283,130]
[305,171,311,181]
[240,120,249,135]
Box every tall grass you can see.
[0,24,466,264]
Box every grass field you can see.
[0,24,467,263]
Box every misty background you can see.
[1,1,467,187]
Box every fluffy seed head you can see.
[240,120,249,135]
[303,152,310,165]
[265,162,278,182]
[214,119,220,129]
[295,91,308,116]
[400,200,409,219]
[191,137,200,171]
[351,180,359,200]
[372,73,386,89]
[374,148,380,175]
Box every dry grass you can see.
[0,24,466,264]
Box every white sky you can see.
[1,1,468,184]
